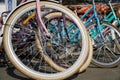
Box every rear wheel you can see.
[87,22,120,67]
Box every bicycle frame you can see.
[46,0,106,42]
[47,16,80,43]
[80,0,105,40]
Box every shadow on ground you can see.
[6,66,32,80]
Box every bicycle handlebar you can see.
[85,0,110,4]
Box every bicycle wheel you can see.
[42,12,93,73]
[3,1,89,80]
[87,22,120,67]
[78,35,93,72]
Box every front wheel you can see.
[3,1,89,80]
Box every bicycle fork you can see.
[36,0,51,37]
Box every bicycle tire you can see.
[87,21,120,67]
[42,12,93,73]
[78,35,93,72]
[3,1,89,80]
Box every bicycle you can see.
[79,0,120,67]
[2,0,90,79]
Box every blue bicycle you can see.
[79,0,120,67]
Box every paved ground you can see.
[0,63,120,80]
